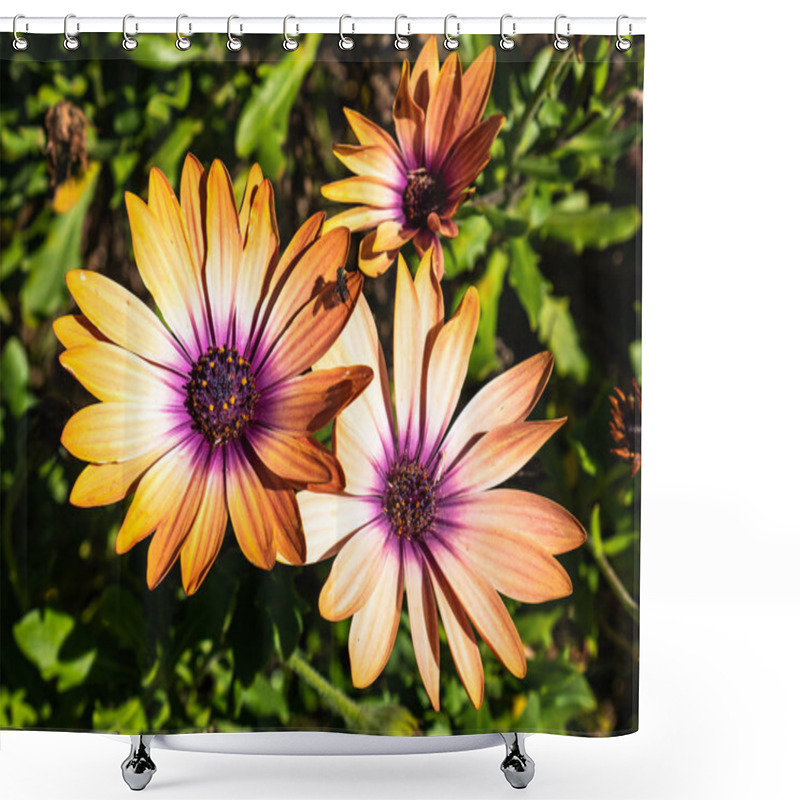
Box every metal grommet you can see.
[553,14,570,51]
[339,15,354,51]
[64,13,80,51]
[12,14,29,51]
[227,15,242,51]
[122,14,138,51]
[283,15,298,51]
[499,14,515,51]
[616,15,632,51]
[443,14,459,51]
[394,15,410,50]
[176,14,191,50]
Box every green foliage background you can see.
[0,34,642,736]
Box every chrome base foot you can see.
[500,733,535,790]
[121,735,156,791]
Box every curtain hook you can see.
[227,15,242,51]
[394,15,410,50]
[176,14,191,50]
[553,14,570,51]
[499,14,515,51]
[616,15,632,51]
[64,13,80,51]
[12,14,29,51]
[122,15,138,51]
[444,14,459,51]
[283,15,299,51]
[339,15,355,50]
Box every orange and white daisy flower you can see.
[297,249,586,710]
[321,37,505,279]
[54,155,371,595]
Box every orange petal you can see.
[444,490,587,556]
[319,520,392,621]
[373,220,417,251]
[238,162,265,237]
[444,114,505,192]
[349,545,404,688]
[272,485,306,566]
[440,419,567,496]
[393,254,423,453]
[59,342,183,405]
[322,206,399,235]
[69,443,177,508]
[268,213,325,300]
[358,231,398,277]
[425,53,462,173]
[321,176,400,208]
[422,287,479,456]
[61,402,187,464]
[428,559,484,709]
[66,270,186,371]
[180,154,207,272]
[393,61,425,168]
[430,539,526,678]
[146,455,207,590]
[180,449,228,595]
[126,186,202,354]
[438,510,576,604]
[115,439,203,554]
[343,108,404,160]
[404,547,440,710]
[333,144,405,185]
[296,491,381,564]
[261,270,363,386]
[454,47,496,140]
[440,352,554,471]
[248,426,338,487]
[414,248,445,362]
[53,314,106,349]
[205,159,242,343]
[260,365,373,435]
[224,443,279,570]
[409,36,440,111]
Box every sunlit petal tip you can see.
[358,233,398,277]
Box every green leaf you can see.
[538,97,567,128]
[235,34,321,178]
[444,215,492,276]
[13,608,97,691]
[481,206,530,237]
[539,294,589,383]
[540,204,641,253]
[93,697,148,733]
[468,248,509,381]
[0,337,35,418]
[20,162,100,321]
[0,688,38,728]
[129,34,203,69]
[239,672,289,722]
[508,237,547,331]
[629,340,642,384]
[146,119,203,186]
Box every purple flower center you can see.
[185,344,259,447]
[382,457,438,541]
[402,169,443,229]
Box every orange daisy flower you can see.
[297,249,586,709]
[54,155,371,595]
[321,37,504,279]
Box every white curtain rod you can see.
[0,16,645,36]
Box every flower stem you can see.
[286,651,364,729]
[590,507,640,624]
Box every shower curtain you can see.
[0,29,643,739]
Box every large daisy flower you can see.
[54,155,371,595]
[297,249,586,709]
[321,37,504,279]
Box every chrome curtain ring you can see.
[176,14,191,50]
[283,15,298,51]
[616,15,632,51]
[443,14,459,51]
[394,15,410,50]
[64,13,80,51]
[227,15,242,51]
[12,14,29,51]
[339,15,355,50]
[553,14,570,51]
[122,15,138,51]
[499,14,515,50]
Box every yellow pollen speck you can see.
[209,361,215,368]
[223,403,229,410]
[238,357,244,365]
[227,356,233,363]
[201,380,207,387]
[230,395,236,404]
[209,403,215,411]
[241,377,247,386]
